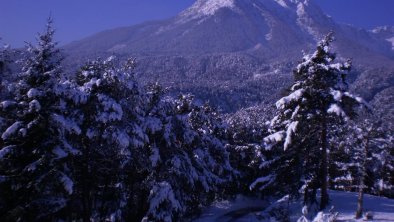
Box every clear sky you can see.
[1,0,393,47]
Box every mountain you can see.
[64,0,394,112]
[372,26,394,50]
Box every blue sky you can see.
[1,0,393,47]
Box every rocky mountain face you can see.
[64,0,394,112]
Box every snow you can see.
[193,195,268,222]
[150,146,161,167]
[116,131,130,149]
[26,159,40,172]
[250,175,274,191]
[328,190,394,222]
[0,146,12,159]
[193,0,235,15]
[146,182,182,221]
[27,88,40,98]
[274,0,289,8]
[52,146,68,159]
[284,121,298,150]
[264,131,285,144]
[181,0,237,20]
[276,89,305,109]
[96,94,123,123]
[295,1,318,39]
[296,2,306,16]
[330,89,343,102]
[29,99,41,112]
[193,190,394,222]
[386,37,394,50]
[327,104,347,119]
[0,100,16,109]
[1,121,22,140]
[51,114,81,135]
[60,174,74,195]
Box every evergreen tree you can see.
[72,56,146,221]
[253,33,366,210]
[142,91,234,221]
[0,18,80,221]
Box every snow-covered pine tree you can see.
[0,18,81,221]
[253,33,366,210]
[72,56,146,221]
[142,91,234,221]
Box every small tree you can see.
[254,33,366,210]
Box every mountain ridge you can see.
[63,0,394,112]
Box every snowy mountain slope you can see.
[63,0,394,112]
[372,26,394,50]
[64,0,393,60]
[193,190,394,222]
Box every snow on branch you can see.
[284,121,298,151]
[327,104,348,120]
[250,175,275,191]
[1,121,22,140]
[276,89,304,109]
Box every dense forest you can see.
[0,19,393,222]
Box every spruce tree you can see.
[72,56,146,221]
[142,91,234,221]
[254,33,366,210]
[0,18,80,221]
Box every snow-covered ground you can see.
[193,195,268,222]
[193,190,394,222]
[329,190,394,222]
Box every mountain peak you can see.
[180,0,238,20]
[180,0,312,19]
[181,0,237,20]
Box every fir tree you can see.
[0,17,80,221]
[72,56,146,221]
[254,33,366,210]
[142,92,234,221]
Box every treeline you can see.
[0,20,393,221]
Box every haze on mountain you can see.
[64,0,394,113]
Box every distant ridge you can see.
[64,0,394,112]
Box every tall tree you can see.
[0,18,80,221]
[142,91,234,221]
[72,56,146,221]
[253,33,366,210]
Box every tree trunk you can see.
[355,138,369,219]
[320,118,329,210]
[81,138,91,222]
[355,181,364,219]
